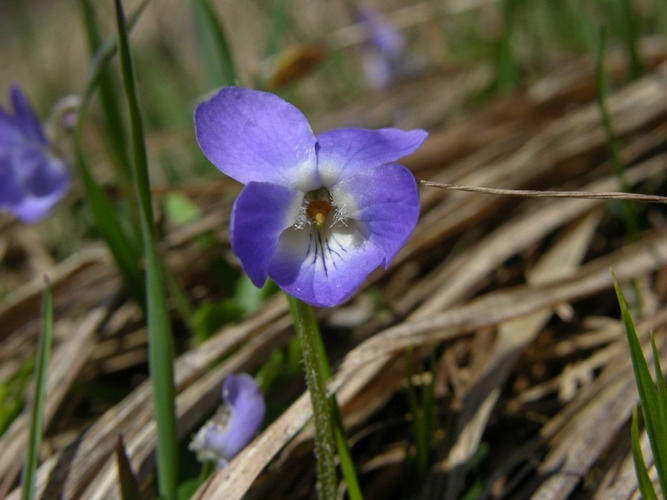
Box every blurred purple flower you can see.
[0,86,70,222]
[195,87,426,307]
[189,373,265,468]
[358,8,406,89]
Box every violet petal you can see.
[316,127,426,186]
[230,181,303,287]
[330,163,419,266]
[195,87,320,191]
[201,373,266,462]
[267,222,385,307]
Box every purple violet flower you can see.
[0,86,70,222]
[189,373,265,468]
[195,87,427,307]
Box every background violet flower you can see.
[0,86,70,223]
[357,8,407,89]
[189,373,265,468]
[195,86,427,307]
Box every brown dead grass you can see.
[2,39,667,500]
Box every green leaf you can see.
[233,275,277,314]
[192,300,244,343]
[114,1,178,499]
[163,193,201,226]
[21,279,54,500]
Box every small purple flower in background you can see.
[0,86,70,223]
[357,8,406,89]
[195,87,426,307]
[189,373,265,468]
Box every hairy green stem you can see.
[287,296,337,499]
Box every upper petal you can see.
[267,222,384,307]
[316,127,427,186]
[194,87,320,191]
[331,163,419,266]
[9,86,47,144]
[230,181,303,287]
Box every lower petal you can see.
[230,182,303,287]
[331,163,419,266]
[18,146,70,198]
[1,149,71,223]
[0,154,24,207]
[267,222,384,307]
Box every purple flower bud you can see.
[194,86,427,307]
[189,373,265,468]
[0,86,70,222]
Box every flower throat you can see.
[306,199,332,226]
[299,187,336,231]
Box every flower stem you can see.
[287,296,338,499]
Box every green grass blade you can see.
[74,147,144,303]
[79,0,133,183]
[192,0,238,86]
[631,407,658,500]
[265,0,292,57]
[613,272,667,495]
[617,0,643,80]
[405,347,429,484]
[79,0,141,236]
[73,0,151,304]
[422,350,436,461]
[494,0,519,92]
[0,358,33,436]
[330,401,363,500]
[21,280,54,500]
[649,333,667,494]
[593,28,638,243]
[114,1,178,499]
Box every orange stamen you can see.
[306,199,332,225]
